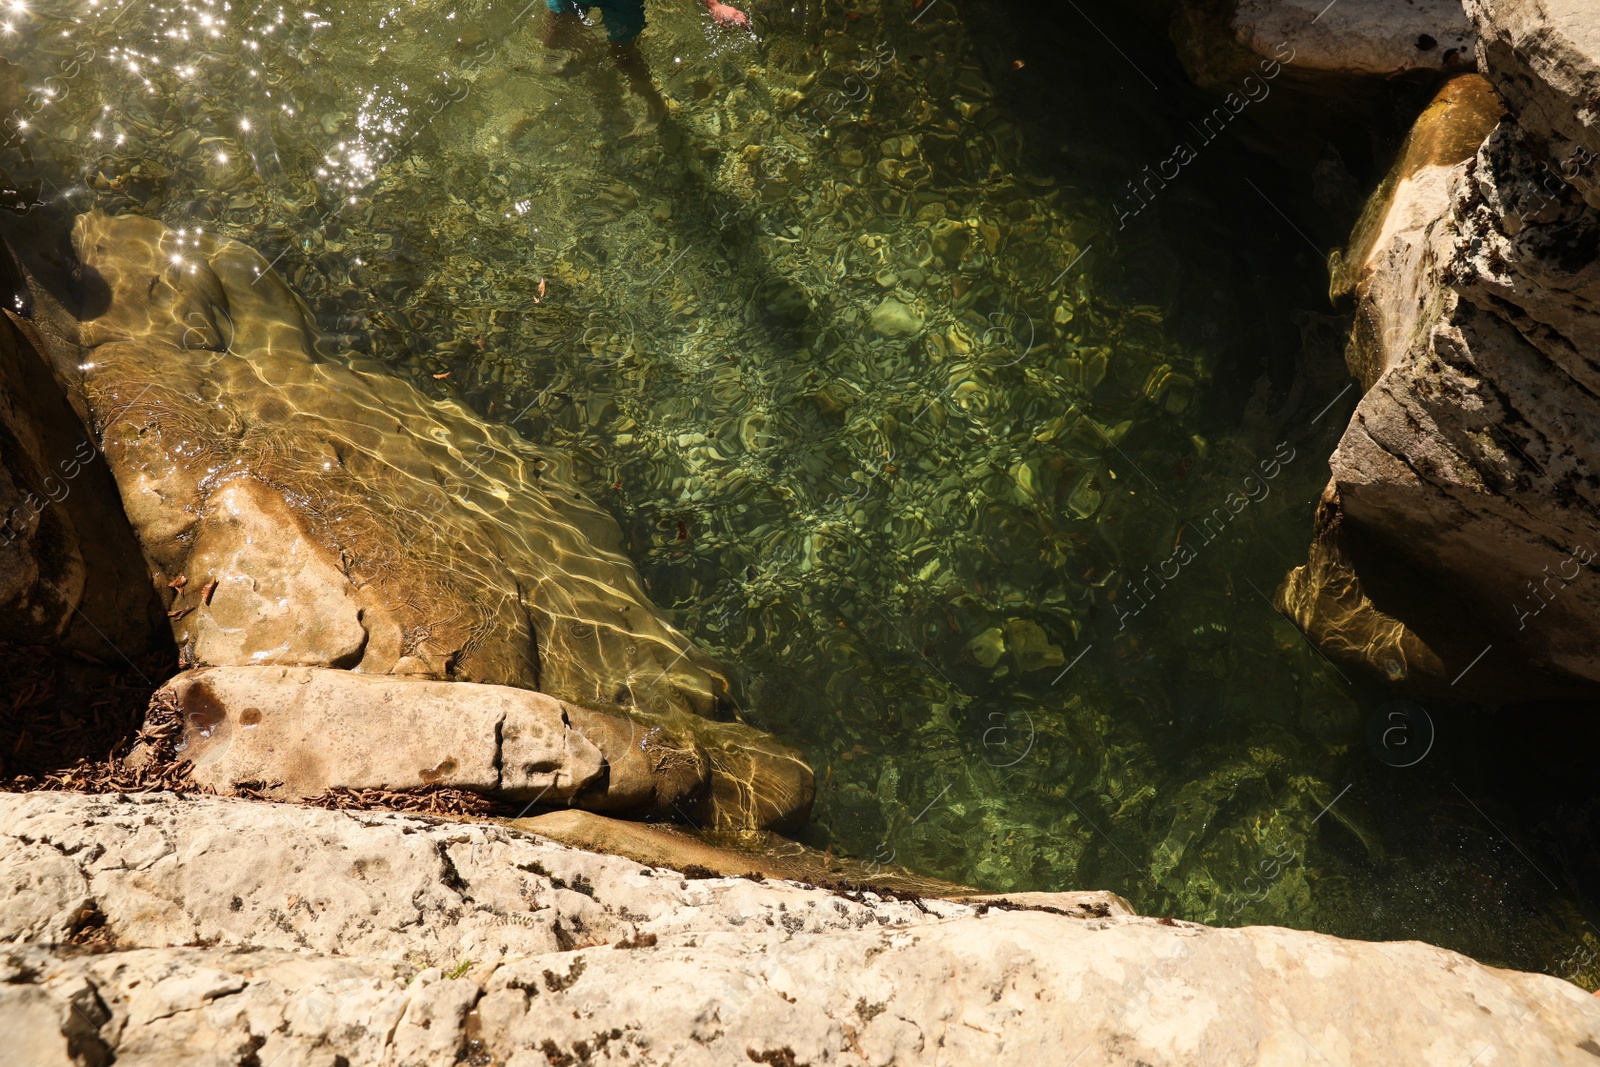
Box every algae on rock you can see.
[69,209,727,720]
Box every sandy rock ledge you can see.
[3,792,1599,1066]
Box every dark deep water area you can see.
[6,0,1600,982]
[978,0,1600,978]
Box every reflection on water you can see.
[6,0,1599,980]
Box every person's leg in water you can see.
[540,0,665,133]
[597,0,757,87]
[595,0,667,132]
[610,44,667,132]
[541,0,589,51]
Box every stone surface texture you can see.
[1234,0,1477,76]
[1281,11,1600,697]
[133,665,811,829]
[57,209,725,721]
[151,666,608,804]
[1178,0,1477,86]
[1466,0,1600,210]
[4,791,1600,1066]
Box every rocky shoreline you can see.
[7,790,1600,1066]
[6,0,1600,1061]
[3,205,818,835]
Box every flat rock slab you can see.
[4,792,1600,1066]
[139,666,815,829]
[1233,0,1477,75]
[150,666,612,803]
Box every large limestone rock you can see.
[1178,0,1477,85]
[12,210,814,827]
[1280,76,1515,692]
[130,665,812,828]
[1466,0,1600,210]
[5,792,1600,1066]
[1234,0,1477,75]
[59,210,724,720]
[1281,18,1600,695]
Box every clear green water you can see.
[8,0,1600,980]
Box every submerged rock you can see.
[515,808,980,894]
[2,210,815,830]
[62,209,726,719]
[1003,617,1065,672]
[4,791,1600,1067]
[1277,493,1457,688]
[870,296,925,338]
[1329,73,1506,325]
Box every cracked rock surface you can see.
[1467,0,1600,210]
[4,791,1600,1066]
[1281,4,1600,697]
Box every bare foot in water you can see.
[704,1,749,29]
[612,42,667,135]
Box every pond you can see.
[6,0,1599,982]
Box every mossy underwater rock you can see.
[46,210,812,829]
[70,210,721,713]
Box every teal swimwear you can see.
[546,0,647,43]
